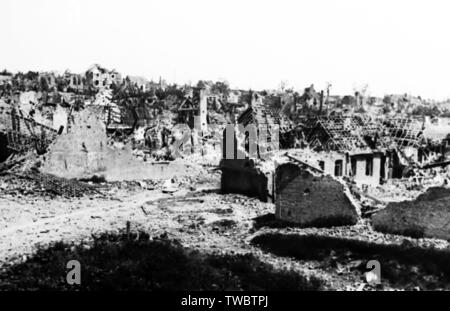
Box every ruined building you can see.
[85,64,122,89]
[237,92,295,152]
[220,92,294,202]
[275,162,358,227]
[177,87,208,132]
[301,116,393,187]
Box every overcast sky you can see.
[2,0,450,99]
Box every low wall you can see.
[220,159,269,202]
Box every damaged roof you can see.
[178,98,197,111]
[302,115,388,152]
[237,99,293,133]
[382,118,424,148]
[302,115,426,153]
[116,97,158,127]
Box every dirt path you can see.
[0,189,172,264]
[2,180,447,291]
[0,187,344,289]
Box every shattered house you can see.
[302,115,400,187]
[177,87,208,132]
[220,93,295,202]
[272,115,450,227]
[269,115,424,227]
[237,92,295,151]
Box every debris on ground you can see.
[372,187,450,241]
[2,67,450,291]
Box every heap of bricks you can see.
[30,172,98,198]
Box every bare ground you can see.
[1,157,450,290]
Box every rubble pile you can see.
[372,187,450,240]
[3,64,450,291]
[24,172,99,198]
[0,171,98,198]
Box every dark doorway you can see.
[0,133,12,163]
[391,151,404,179]
[334,159,343,177]
[380,155,386,181]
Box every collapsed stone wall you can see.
[372,187,450,240]
[275,163,358,227]
[220,159,269,202]
[40,106,108,179]
[40,106,189,181]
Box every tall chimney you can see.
[198,88,208,133]
[319,90,324,114]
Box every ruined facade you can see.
[38,72,57,90]
[41,106,108,178]
[237,96,294,151]
[219,93,296,200]
[302,116,391,186]
[127,76,149,92]
[65,72,84,92]
[177,87,208,131]
[85,64,122,89]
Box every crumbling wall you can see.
[41,106,189,181]
[275,163,358,227]
[372,187,450,240]
[220,159,269,202]
[41,106,107,178]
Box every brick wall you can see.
[220,159,269,202]
[275,163,358,227]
